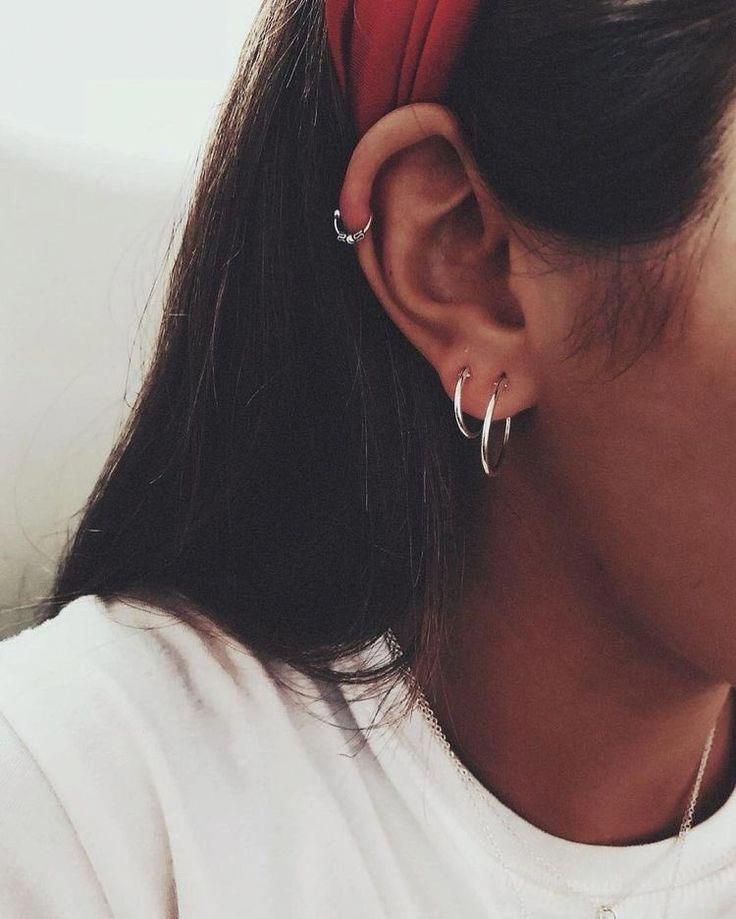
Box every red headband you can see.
[325,0,482,139]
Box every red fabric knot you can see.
[325,0,482,139]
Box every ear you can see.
[338,102,540,423]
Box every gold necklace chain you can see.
[384,627,718,919]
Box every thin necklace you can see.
[384,628,718,919]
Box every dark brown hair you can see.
[33,0,736,717]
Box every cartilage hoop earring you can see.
[334,208,373,245]
[454,367,482,439]
[481,373,511,477]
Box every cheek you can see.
[536,319,736,685]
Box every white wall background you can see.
[1,0,261,634]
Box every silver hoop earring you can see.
[453,367,482,439]
[333,208,373,245]
[481,373,511,477]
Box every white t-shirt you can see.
[1,593,735,918]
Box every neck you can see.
[398,460,736,846]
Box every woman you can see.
[2,0,736,916]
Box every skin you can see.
[338,101,736,845]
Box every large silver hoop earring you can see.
[481,373,511,477]
[454,367,482,439]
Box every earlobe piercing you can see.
[454,366,512,477]
[454,367,482,439]
[480,372,511,477]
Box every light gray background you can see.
[1,0,260,635]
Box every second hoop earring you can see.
[453,366,512,477]
[481,373,511,477]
